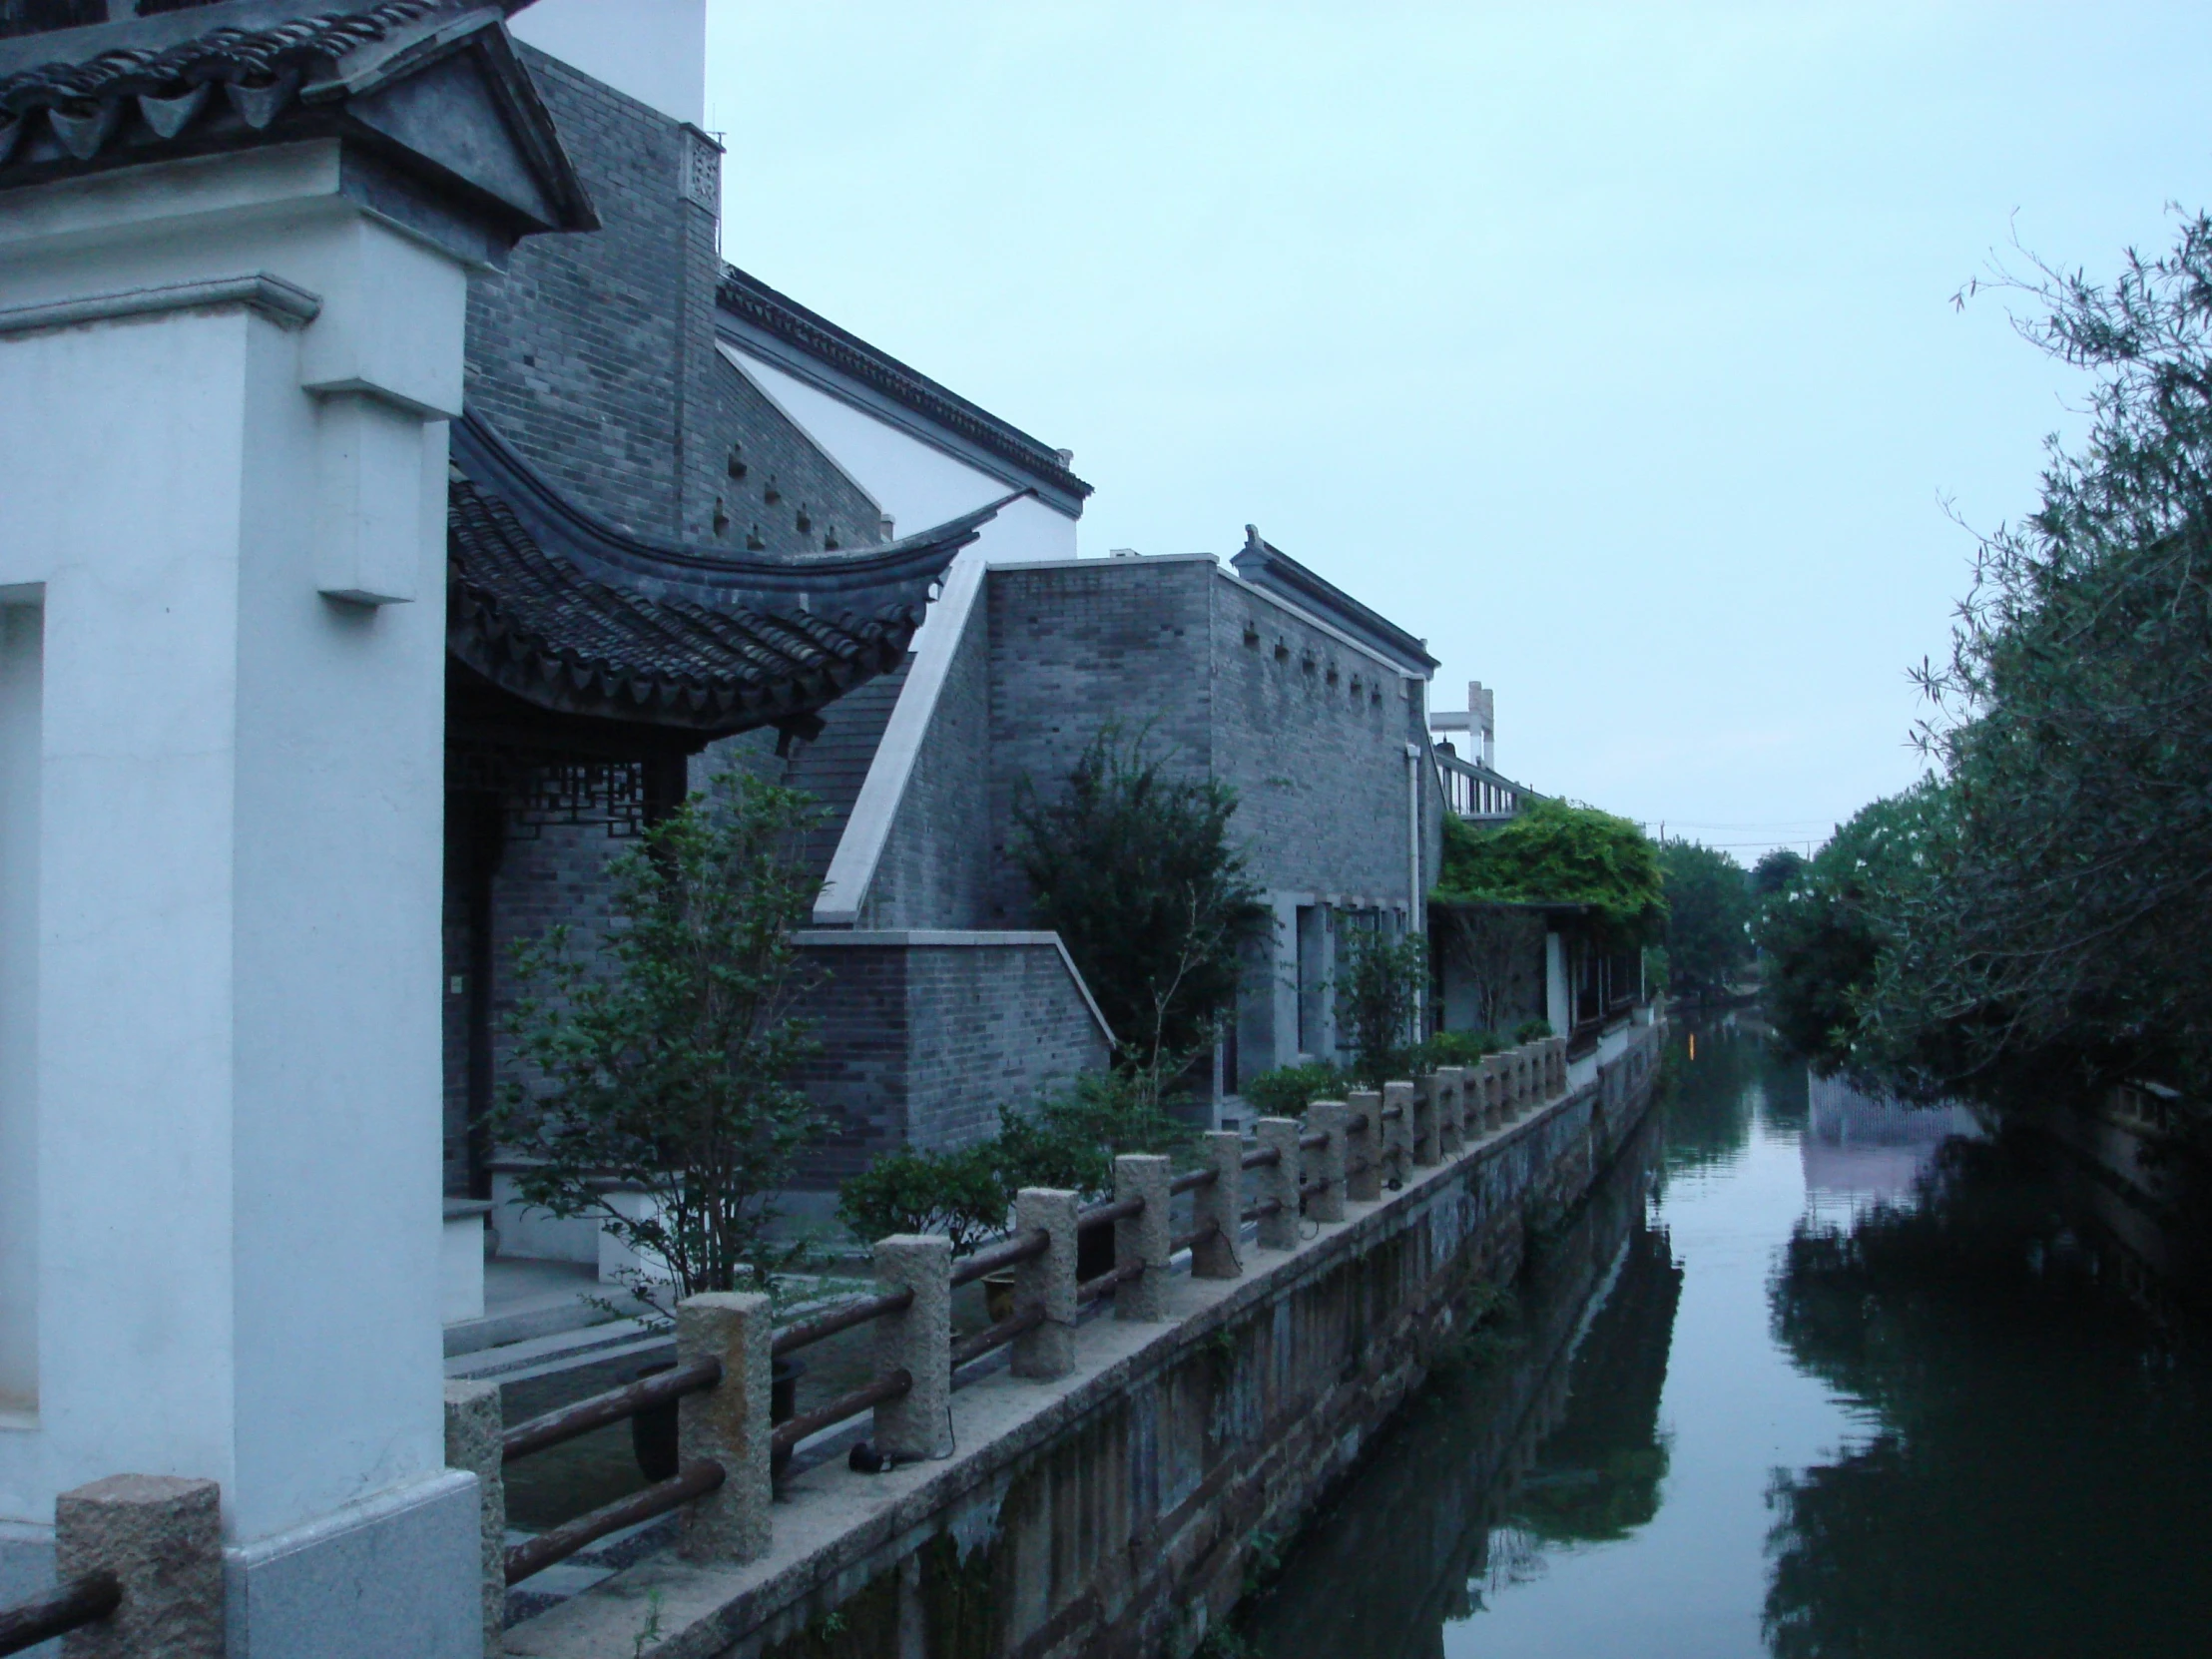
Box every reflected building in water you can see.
[1801,1071,1977,1211]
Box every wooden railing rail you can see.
[0,1571,120,1657]
[950,1227,1049,1288]
[769,1370,913,1461]
[502,1358,721,1462]
[773,1288,915,1360]
[504,1463,723,1587]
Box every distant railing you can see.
[1434,748,1541,823]
[473,1035,1577,1598]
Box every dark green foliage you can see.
[493,770,822,1317]
[1772,217,2212,1123]
[1513,1016,1555,1044]
[1011,728,1269,1086]
[833,1071,1191,1250]
[833,1143,1008,1256]
[1754,787,1951,1077]
[1436,801,1665,947]
[1241,1060,1356,1115]
[1335,926,1427,1086]
[1752,846,1808,899]
[993,1068,1190,1200]
[1657,839,1754,996]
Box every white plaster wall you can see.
[509,0,707,127]
[0,155,457,1545]
[0,603,38,1421]
[722,344,1079,571]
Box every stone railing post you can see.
[1412,1072,1440,1166]
[872,1235,952,1458]
[444,1381,505,1654]
[1553,1036,1569,1095]
[1382,1080,1415,1184]
[53,1474,223,1659]
[1114,1155,1173,1321]
[1012,1187,1078,1379]
[1512,1047,1533,1112]
[1253,1118,1302,1250]
[1305,1101,1349,1223]
[676,1292,772,1565]
[1192,1131,1243,1278]
[1475,1057,1502,1130]
[1434,1066,1466,1155]
[1346,1089,1382,1201]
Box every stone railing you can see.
[469,1036,1574,1637]
[0,1475,223,1656]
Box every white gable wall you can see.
[721,342,1079,567]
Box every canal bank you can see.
[499,1027,1663,1658]
[1238,1012,2212,1659]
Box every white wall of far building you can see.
[720,343,1079,567]
[509,0,708,127]
[0,603,38,1420]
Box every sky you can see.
[703,1,2212,862]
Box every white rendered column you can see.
[0,149,478,1657]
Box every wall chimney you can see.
[509,0,708,128]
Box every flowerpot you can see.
[1076,1217,1115,1284]
[631,1362,679,1483]
[772,1356,803,1426]
[983,1271,1017,1325]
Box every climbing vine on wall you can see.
[1434,801,1666,947]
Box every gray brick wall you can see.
[981,557,1425,920]
[1208,572,1428,904]
[862,597,993,928]
[464,48,690,538]
[703,351,885,556]
[462,46,881,556]
[788,937,1109,1188]
[984,560,1214,922]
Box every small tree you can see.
[493,769,823,1318]
[1336,925,1428,1086]
[1012,728,1269,1098]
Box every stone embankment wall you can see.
[506,1023,1664,1659]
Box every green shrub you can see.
[835,1069,1192,1245]
[1241,1061,1354,1115]
[1423,1029,1502,1067]
[834,1144,1008,1256]
[1513,1016,1554,1043]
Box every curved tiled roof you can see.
[448,410,1008,736]
[0,0,593,236]
[0,2,432,166]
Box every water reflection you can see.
[1237,1019,2212,1659]
[1765,1133,2212,1658]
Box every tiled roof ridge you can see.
[448,473,909,728]
[0,1,435,168]
[450,407,1010,601]
[446,409,1003,735]
[717,262,1092,504]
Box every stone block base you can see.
[225,1470,481,1659]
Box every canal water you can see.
[1239,1014,2212,1659]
